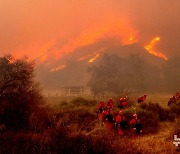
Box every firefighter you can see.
[168,97,173,106]
[137,94,147,104]
[102,108,114,132]
[168,96,177,106]
[115,110,127,135]
[97,101,105,113]
[118,98,122,108]
[119,97,127,108]
[109,98,114,108]
[129,114,142,139]
[97,101,105,125]
[106,100,113,110]
[176,91,180,100]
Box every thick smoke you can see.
[0,0,180,58]
[0,0,180,91]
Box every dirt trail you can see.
[132,121,178,153]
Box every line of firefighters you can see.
[97,95,146,138]
[97,91,180,138]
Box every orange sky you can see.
[0,0,180,64]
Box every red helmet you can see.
[133,114,137,118]
[106,105,111,109]
[119,110,123,115]
[107,108,110,112]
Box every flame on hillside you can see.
[121,33,138,45]
[78,53,96,61]
[78,48,105,62]
[145,37,168,60]
[88,53,100,63]
[35,18,138,64]
[50,64,66,72]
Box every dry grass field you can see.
[42,93,180,153]
[0,93,179,153]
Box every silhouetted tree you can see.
[162,57,180,92]
[88,54,146,96]
[0,55,43,130]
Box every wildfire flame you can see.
[88,53,100,63]
[129,35,134,41]
[35,18,138,64]
[50,64,66,72]
[11,21,169,67]
[121,33,138,45]
[78,48,105,62]
[78,53,96,61]
[145,37,168,60]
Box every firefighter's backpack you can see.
[106,113,113,122]
[135,120,142,130]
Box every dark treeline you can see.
[88,53,180,95]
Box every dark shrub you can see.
[70,97,97,107]
[54,108,97,132]
[140,102,175,121]
[169,101,180,116]
[0,130,142,154]
[0,55,43,130]
[29,107,53,133]
[174,119,180,137]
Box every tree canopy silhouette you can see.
[0,55,43,130]
[88,54,146,96]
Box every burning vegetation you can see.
[145,37,168,60]
[48,35,168,74]
[50,64,66,72]
[88,53,100,63]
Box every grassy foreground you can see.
[0,94,179,153]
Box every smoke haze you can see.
[0,0,180,89]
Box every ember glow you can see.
[145,37,168,60]
[88,53,100,63]
[129,35,134,41]
[121,33,138,45]
[50,64,66,72]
